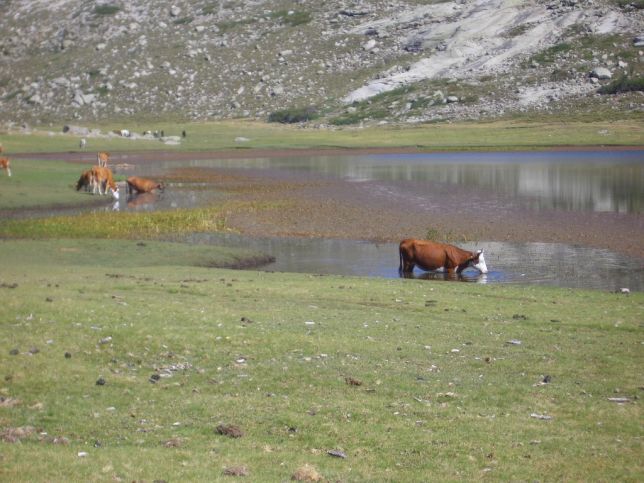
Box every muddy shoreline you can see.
[13,148,644,261]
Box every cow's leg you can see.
[399,253,415,274]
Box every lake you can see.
[128,149,643,291]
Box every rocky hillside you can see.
[0,0,642,126]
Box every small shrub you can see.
[173,16,194,25]
[615,0,644,9]
[270,10,312,27]
[94,5,120,16]
[329,113,364,126]
[530,42,572,65]
[550,68,571,82]
[598,75,644,94]
[268,106,318,123]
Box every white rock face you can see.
[343,0,625,103]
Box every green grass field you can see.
[0,123,642,481]
[1,118,643,154]
[0,240,642,481]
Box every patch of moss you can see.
[94,5,120,16]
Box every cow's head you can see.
[470,249,488,274]
[110,186,120,200]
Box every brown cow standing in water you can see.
[0,157,11,177]
[126,176,164,194]
[399,239,488,275]
[91,166,119,199]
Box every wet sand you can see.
[14,149,644,260]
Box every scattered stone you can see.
[96,377,106,386]
[77,451,88,457]
[634,35,644,47]
[170,5,181,17]
[530,413,553,420]
[512,314,528,320]
[327,449,347,459]
[363,39,377,51]
[52,436,70,445]
[149,373,161,383]
[216,423,244,438]
[240,316,253,324]
[235,136,250,143]
[28,347,40,354]
[0,397,21,408]
[99,336,112,345]
[542,375,551,384]
[291,464,322,481]
[590,67,612,80]
[607,397,631,403]
[162,437,183,447]
[446,96,459,103]
[9,348,19,356]
[507,339,522,345]
[223,465,249,477]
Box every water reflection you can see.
[171,233,643,291]
[143,150,643,214]
[401,270,489,284]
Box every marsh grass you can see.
[0,240,642,481]
[0,207,227,239]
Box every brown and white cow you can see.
[97,151,110,167]
[399,239,488,275]
[91,166,119,199]
[0,157,11,177]
[126,176,164,194]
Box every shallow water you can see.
[171,233,643,292]
[114,150,643,290]
[129,149,644,214]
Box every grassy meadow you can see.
[0,123,642,481]
[0,239,642,481]
[1,118,644,154]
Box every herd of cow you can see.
[75,151,164,201]
[1,142,489,277]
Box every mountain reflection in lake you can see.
[172,233,643,292]
[137,150,642,214]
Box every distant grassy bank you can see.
[1,119,643,154]
[0,239,642,481]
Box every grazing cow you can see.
[399,239,488,275]
[126,176,164,194]
[97,151,110,167]
[0,157,11,177]
[91,166,119,199]
[79,138,87,149]
[76,169,93,191]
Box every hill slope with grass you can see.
[0,0,642,127]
